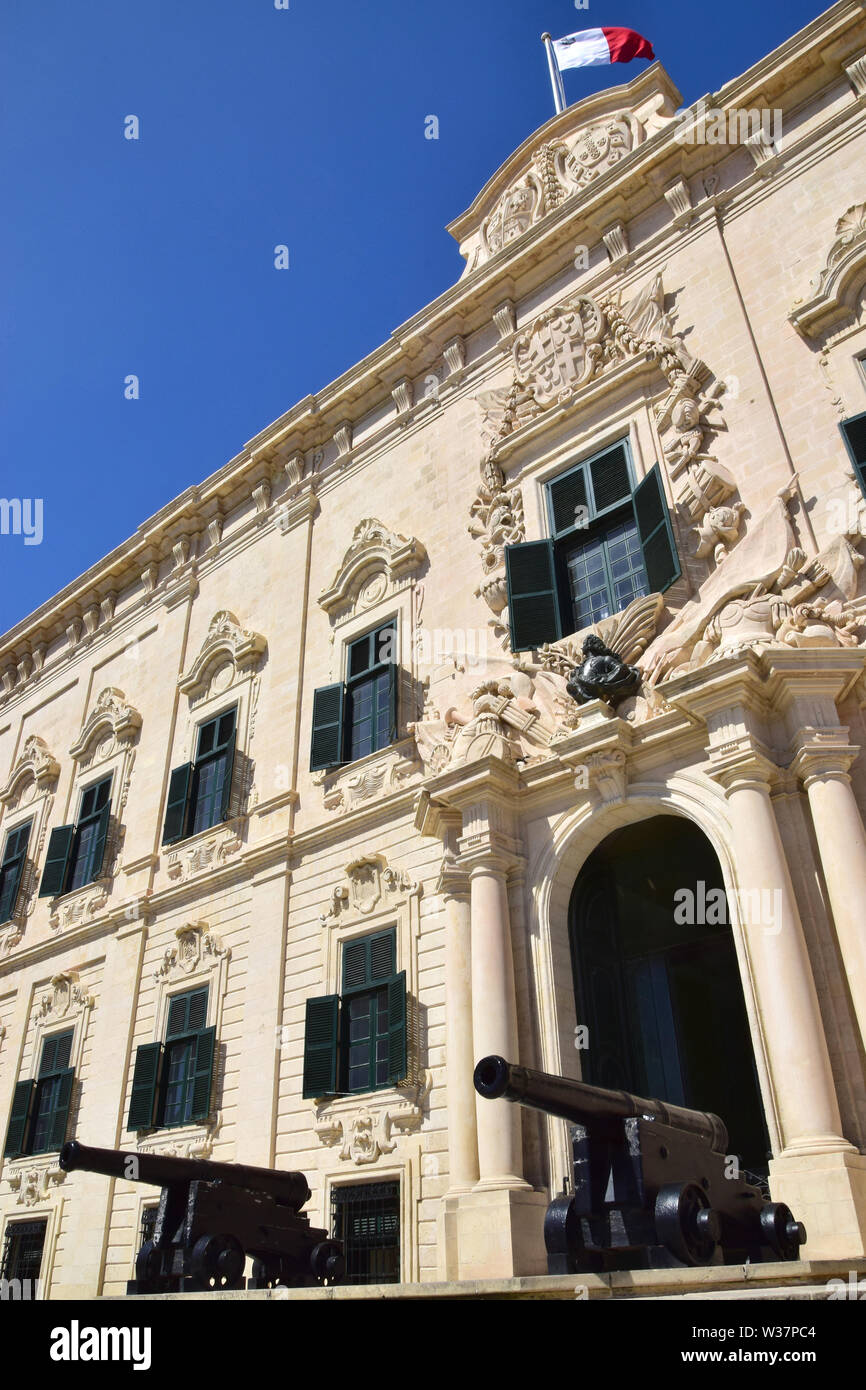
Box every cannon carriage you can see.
[473,1055,806,1274]
[59,1140,344,1294]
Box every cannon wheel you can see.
[655,1182,721,1266]
[310,1240,345,1284]
[189,1233,246,1290]
[134,1239,164,1294]
[759,1203,806,1261]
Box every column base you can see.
[770,1149,866,1259]
[439,1187,549,1281]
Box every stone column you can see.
[791,732,866,1052]
[466,851,526,1187]
[709,750,851,1157]
[441,877,479,1194]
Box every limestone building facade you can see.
[3,0,866,1295]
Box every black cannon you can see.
[60,1140,344,1293]
[473,1056,806,1274]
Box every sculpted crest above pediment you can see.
[448,65,681,276]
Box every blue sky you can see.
[0,0,828,635]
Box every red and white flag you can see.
[553,27,655,70]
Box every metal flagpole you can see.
[541,33,566,114]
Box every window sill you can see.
[311,738,420,814]
[47,878,111,932]
[161,817,246,885]
[312,1081,430,1166]
[132,1117,220,1161]
[2,1153,67,1203]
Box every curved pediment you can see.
[790,203,866,338]
[448,63,681,278]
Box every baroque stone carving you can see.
[410,669,564,772]
[315,1092,428,1165]
[7,1161,66,1206]
[36,972,94,1020]
[322,855,419,926]
[0,736,60,807]
[316,748,419,815]
[154,923,228,982]
[790,203,866,337]
[317,518,427,620]
[643,480,866,682]
[178,611,267,697]
[49,887,110,933]
[473,277,733,619]
[474,114,640,269]
[165,828,243,883]
[70,688,142,761]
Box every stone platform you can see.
[108,1258,866,1301]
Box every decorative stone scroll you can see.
[317,518,427,623]
[789,204,866,338]
[178,611,267,699]
[0,736,60,809]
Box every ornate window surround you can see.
[0,736,60,950]
[131,921,230,1157]
[0,1194,65,1286]
[313,855,429,1173]
[47,688,142,931]
[171,610,266,826]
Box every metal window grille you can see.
[330,1182,400,1286]
[138,1205,158,1250]
[1,1220,47,1283]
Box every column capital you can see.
[704,736,779,794]
[459,833,525,878]
[788,727,860,788]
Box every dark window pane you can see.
[331,1183,400,1286]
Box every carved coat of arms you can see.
[483,180,542,255]
[513,296,605,405]
[564,116,634,189]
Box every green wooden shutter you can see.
[165,995,188,1039]
[39,1031,72,1077]
[548,465,589,536]
[127,1042,163,1130]
[46,1069,75,1151]
[841,413,866,499]
[370,930,396,983]
[190,1027,216,1122]
[0,856,25,923]
[632,464,681,594]
[302,994,340,1098]
[310,684,345,771]
[589,443,632,515]
[186,987,209,1034]
[87,802,112,883]
[505,539,564,651]
[4,1079,36,1157]
[38,824,75,898]
[386,972,408,1085]
[162,763,192,846]
[218,732,236,822]
[342,939,369,991]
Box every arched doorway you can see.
[569,815,769,1175]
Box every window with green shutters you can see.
[38,776,113,899]
[504,441,681,651]
[301,928,408,1099]
[3,1029,75,1159]
[162,707,237,846]
[126,986,216,1132]
[310,621,398,771]
[0,819,32,924]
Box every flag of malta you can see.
[553,27,655,71]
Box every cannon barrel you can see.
[59,1140,312,1210]
[473,1056,728,1152]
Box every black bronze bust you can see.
[566,634,642,708]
